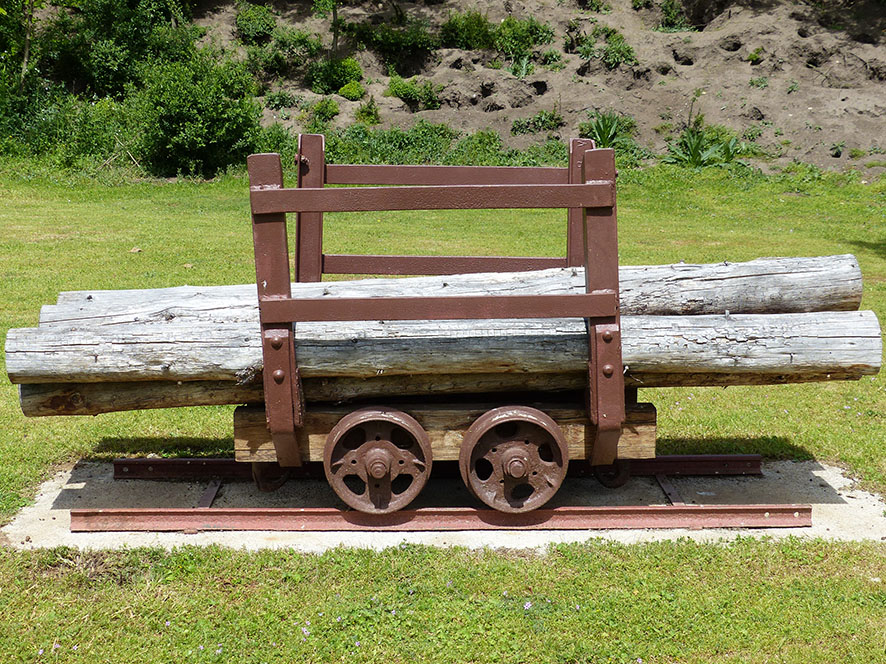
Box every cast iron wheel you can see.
[324,408,432,514]
[592,459,631,488]
[459,406,568,513]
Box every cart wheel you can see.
[459,406,568,513]
[593,459,631,488]
[251,462,291,492]
[324,408,432,514]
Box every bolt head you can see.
[270,335,284,350]
[272,369,285,383]
[602,330,613,342]
[602,364,615,377]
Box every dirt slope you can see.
[195,0,886,171]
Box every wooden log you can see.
[37,255,863,327]
[233,402,658,463]
[6,311,881,385]
[14,310,882,416]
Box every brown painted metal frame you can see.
[248,136,625,468]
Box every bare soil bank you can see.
[195,0,886,172]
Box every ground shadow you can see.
[52,435,848,512]
[846,238,886,261]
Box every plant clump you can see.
[354,96,381,125]
[305,57,363,95]
[511,109,564,135]
[575,25,638,69]
[235,2,277,45]
[440,10,496,50]
[246,26,322,79]
[347,18,439,75]
[338,80,365,101]
[658,0,692,32]
[385,75,442,111]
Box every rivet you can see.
[602,364,614,377]
[272,369,286,383]
[270,335,284,350]
[602,331,613,342]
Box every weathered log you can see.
[36,255,862,329]
[12,311,882,415]
[6,311,881,385]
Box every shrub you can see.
[385,75,441,111]
[494,16,554,59]
[347,19,439,75]
[511,109,564,135]
[129,51,261,177]
[659,0,691,31]
[36,0,199,96]
[235,2,276,45]
[265,89,300,109]
[255,122,300,168]
[311,97,339,122]
[578,109,636,147]
[440,10,496,50]
[305,57,362,94]
[338,80,365,101]
[325,121,459,164]
[246,27,322,79]
[355,96,381,125]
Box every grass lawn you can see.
[0,160,884,661]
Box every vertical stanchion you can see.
[567,138,595,267]
[248,153,303,467]
[296,134,326,282]
[581,147,625,466]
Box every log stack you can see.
[5,255,881,418]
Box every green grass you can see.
[0,159,884,661]
[1,539,884,662]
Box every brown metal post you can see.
[567,138,595,267]
[248,153,303,467]
[296,134,325,282]
[581,147,625,466]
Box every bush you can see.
[311,97,340,123]
[235,2,276,45]
[325,121,459,164]
[355,96,381,125]
[385,75,441,111]
[129,51,261,177]
[338,80,365,101]
[347,19,439,75]
[255,122,300,168]
[36,0,199,97]
[247,26,322,79]
[510,109,564,135]
[440,11,496,50]
[305,57,362,95]
[494,16,554,59]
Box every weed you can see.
[658,0,692,31]
[580,0,611,12]
[508,55,535,79]
[354,96,381,125]
[787,79,799,94]
[865,160,886,168]
[653,122,674,135]
[577,26,638,69]
[829,141,845,158]
[494,16,554,59]
[578,109,636,148]
[747,47,764,65]
[511,109,565,135]
[749,76,769,89]
[743,125,764,141]
[338,80,365,101]
[632,0,653,8]
[265,89,300,109]
[540,50,564,70]
[385,75,441,111]
[849,148,866,159]
[664,128,724,167]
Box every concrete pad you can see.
[3,460,885,551]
